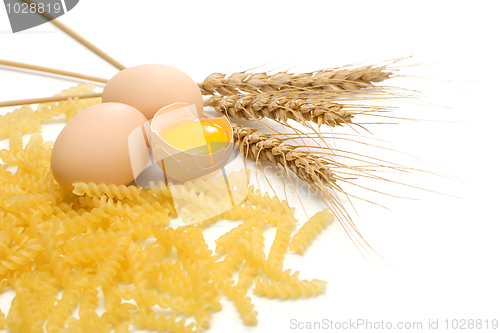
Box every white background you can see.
[1,1,500,332]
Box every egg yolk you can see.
[162,120,227,155]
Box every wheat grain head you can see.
[198,64,393,96]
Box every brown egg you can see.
[102,64,204,120]
[51,102,150,191]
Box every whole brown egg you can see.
[51,102,150,191]
[102,64,204,120]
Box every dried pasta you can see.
[214,215,262,253]
[219,279,258,325]
[253,277,328,299]
[237,261,259,287]
[0,106,39,139]
[8,129,23,154]
[170,168,250,225]
[0,87,334,332]
[247,184,295,216]
[289,208,335,254]
[267,224,292,265]
[6,294,23,331]
[211,248,243,282]
[16,282,45,333]
[79,288,99,318]
[72,182,145,201]
[0,83,98,139]
[190,260,215,329]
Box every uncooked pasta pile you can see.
[0,85,334,332]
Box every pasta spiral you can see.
[237,261,258,287]
[0,106,39,139]
[116,286,195,315]
[214,215,262,253]
[247,185,295,216]
[6,295,23,331]
[16,282,45,332]
[114,321,131,333]
[236,237,304,283]
[0,230,11,252]
[289,208,334,253]
[45,286,81,333]
[8,129,23,154]
[219,279,258,325]
[90,233,128,289]
[253,277,327,299]
[144,242,167,272]
[79,288,99,318]
[190,260,214,329]
[212,248,243,283]
[18,271,58,293]
[267,224,292,265]
[72,182,145,201]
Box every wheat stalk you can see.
[231,124,394,194]
[206,92,390,128]
[198,64,393,96]
[232,124,339,186]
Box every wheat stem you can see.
[20,0,126,70]
[0,60,109,84]
[0,93,102,108]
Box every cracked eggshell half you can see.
[150,103,234,183]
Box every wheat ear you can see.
[198,64,393,96]
[231,124,348,192]
[206,92,390,128]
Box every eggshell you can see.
[51,102,150,191]
[102,64,204,120]
[150,103,234,183]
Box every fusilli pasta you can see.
[253,277,327,299]
[289,208,334,254]
[220,279,258,325]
